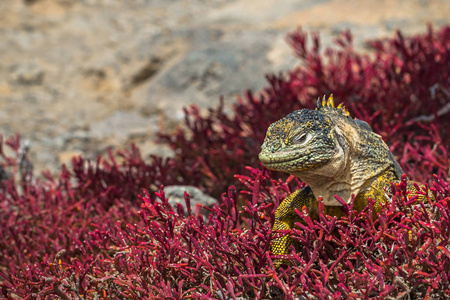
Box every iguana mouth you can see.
[258,151,299,166]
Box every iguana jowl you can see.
[259,95,428,256]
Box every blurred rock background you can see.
[0,0,448,174]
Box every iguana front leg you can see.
[271,186,316,256]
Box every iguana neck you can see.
[293,154,394,206]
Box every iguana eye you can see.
[292,132,312,145]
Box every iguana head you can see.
[259,108,335,172]
[259,95,352,175]
[259,95,403,204]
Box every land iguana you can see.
[258,95,429,257]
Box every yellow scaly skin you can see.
[259,95,430,259]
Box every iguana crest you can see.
[316,94,350,117]
[259,95,403,206]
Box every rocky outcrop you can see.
[0,0,448,174]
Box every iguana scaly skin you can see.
[259,95,429,257]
